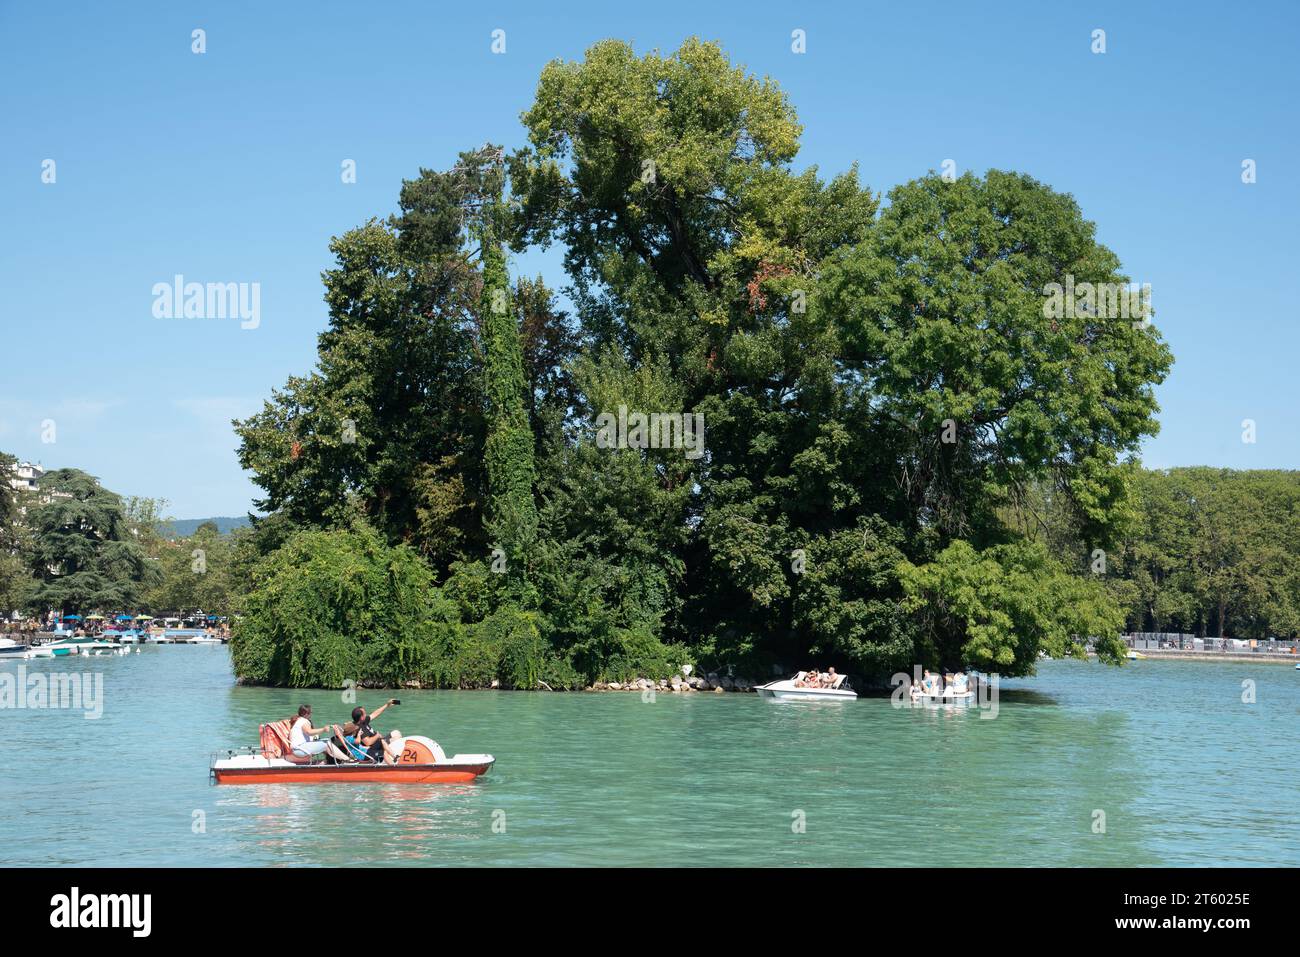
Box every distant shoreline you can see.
[1104,649,1297,666]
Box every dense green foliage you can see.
[476,170,539,594]
[0,452,35,616]
[231,524,440,687]
[1023,468,1300,641]
[0,462,251,621]
[144,521,239,616]
[24,469,159,613]
[222,38,1199,688]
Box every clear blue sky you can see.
[2,1,1296,517]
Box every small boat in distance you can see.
[909,671,975,702]
[755,671,857,701]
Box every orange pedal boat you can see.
[211,734,494,785]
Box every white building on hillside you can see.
[8,461,44,492]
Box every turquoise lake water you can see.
[1,647,1296,867]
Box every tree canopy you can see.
[227,38,1187,687]
[24,469,159,614]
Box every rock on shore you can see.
[586,672,756,693]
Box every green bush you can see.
[600,627,681,683]
[231,523,440,688]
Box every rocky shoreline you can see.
[585,673,755,693]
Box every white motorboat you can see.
[43,637,128,657]
[0,637,30,659]
[755,671,857,701]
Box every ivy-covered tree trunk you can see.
[478,217,538,591]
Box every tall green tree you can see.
[470,149,538,589]
[234,197,485,568]
[26,469,159,613]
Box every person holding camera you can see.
[353,699,400,764]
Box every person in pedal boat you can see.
[352,699,400,764]
[329,721,370,762]
[289,704,350,762]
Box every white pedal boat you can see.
[755,671,857,701]
[909,678,974,702]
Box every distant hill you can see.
[165,516,251,537]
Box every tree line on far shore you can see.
[1026,467,1300,642]
[0,454,249,623]
[5,41,1292,688]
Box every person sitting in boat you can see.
[797,669,822,688]
[949,671,969,694]
[289,704,349,762]
[822,667,839,688]
[353,699,400,764]
[330,721,370,762]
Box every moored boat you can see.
[210,734,495,785]
[755,671,857,701]
[0,637,30,659]
[908,671,976,702]
[43,636,128,657]
[909,688,975,702]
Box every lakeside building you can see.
[4,461,73,508]
[8,461,43,493]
